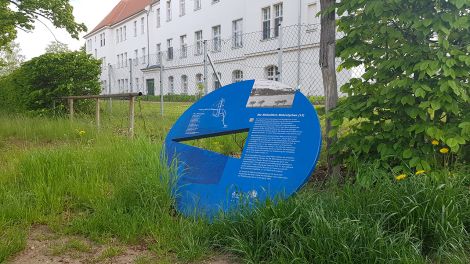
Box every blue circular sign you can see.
[165,80,322,217]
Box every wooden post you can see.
[320,0,340,177]
[95,99,101,129]
[68,98,74,121]
[129,96,135,138]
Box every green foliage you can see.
[331,0,470,171]
[0,51,102,115]
[142,94,199,102]
[0,0,86,48]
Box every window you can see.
[194,0,201,10]
[167,38,173,60]
[135,78,139,90]
[119,28,123,42]
[181,75,188,94]
[196,73,203,84]
[134,21,137,36]
[262,7,271,40]
[232,19,243,48]
[118,79,121,91]
[116,29,119,43]
[213,72,221,89]
[156,8,161,28]
[141,17,145,34]
[307,3,319,31]
[212,25,221,52]
[125,79,129,91]
[195,30,203,55]
[87,39,92,51]
[212,0,219,3]
[179,0,185,16]
[100,33,106,47]
[180,35,187,58]
[274,3,283,37]
[134,49,138,65]
[156,43,161,63]
[232,70,243,83]
[166,1,172,21]
[94,49,97,58]
[142,47,146,64]
[117,55,120,67]
[124,52,128,67]
[266,65,279,81]
[168,76,174,94]
[123,26,127,40]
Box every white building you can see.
[84,0,347,96]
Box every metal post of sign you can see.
[159,52,164,117]
[203,40,208,95]
[129,58,133,92]
[278,22,284,82]
[207,53,223,87]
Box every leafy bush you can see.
[0,51,101,115]
[142,94,198,102]
[331,0,470,171]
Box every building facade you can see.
[84,0,347,96]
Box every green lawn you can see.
[0,101,469,263]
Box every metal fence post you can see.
[129,58,133,93]
[159,52,164,117]
[278,23,284,82]
[108,64,113,112]
[203,40,208,95]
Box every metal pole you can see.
[203,40,208,95]
[277,22,284,82]
[96,98,101,129]
[297,0,302,87]
[207,53,222,86]
[129,58,133,92]
[108,64,113,112]
[68,99,74,121]
[129,96,135,138]
[159,52,164,117]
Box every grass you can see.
[0,101,469,263]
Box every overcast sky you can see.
[17,0,121,60]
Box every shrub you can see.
[331,0,470,171]
[0,51,101,115]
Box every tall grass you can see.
[0,110,469,263]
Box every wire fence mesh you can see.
[104,24,361,114]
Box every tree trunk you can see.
[319,0,340,177]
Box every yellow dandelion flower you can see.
[415,170,426,175]
[79,130,86,137]
[395,174,407,181]
[439,148,449,154]
[431,140,439,146]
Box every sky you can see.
[17,0,121,60]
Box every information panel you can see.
[165,80,322,217]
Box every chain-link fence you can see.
[103,24,361,114]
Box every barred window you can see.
[232,70,243,83]
[266,65,279,81]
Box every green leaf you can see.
[403,149,413,159]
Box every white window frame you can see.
[167,38,174,60]
[166,0,172,22]
[180,35,187,58]
[266,65,279,81]
[232,70,243,83]
[134,21,137,36]
[142,47,146,64]
[212,25,221,52]
[156,8,161,28]
[274,3,283,38]
[262,7,271,40]
[195,30,203,55]
[232,19,243,48]
[168,76,175,94]
[141,17,145,34]
[213,72,221,89]
[179,0,186,16]
[194,0,201,10]
[181,75,188,94]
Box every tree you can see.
[0,0,87,48]
[45,41,70,53]
[0,41,25,76]
[319,0,339,177]
[331,0,470,172]
[0,51,101,115]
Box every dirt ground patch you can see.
[9,226,236,264]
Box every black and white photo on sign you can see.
[246,80,296,108]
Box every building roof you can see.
[85,0,154,37]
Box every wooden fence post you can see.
[68,98,74,121]
[129,96,135,138]
[96,99,101,129]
